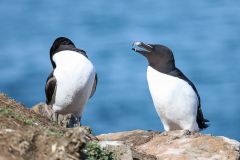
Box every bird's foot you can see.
[183,129,191,136]
[51,112,65,126]
[66,115,81,128]
[52,112,59,122]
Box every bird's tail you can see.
[197,107,210,130]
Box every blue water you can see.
[0,0,239,140]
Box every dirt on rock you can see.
[1,93,240,160]
[0,93,96,160]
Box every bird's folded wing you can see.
[168,68,209,129]
[90,73,98,98]
[45,71,57,105]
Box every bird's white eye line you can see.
[145,44,153,49]
[134,41,142,46]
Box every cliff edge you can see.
[0,93,239,160]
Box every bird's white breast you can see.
[147,66,199,131]
[52,51,95,115]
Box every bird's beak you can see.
[132,41,153,55]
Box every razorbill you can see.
[45,37,97,127]
[132,41,209,131]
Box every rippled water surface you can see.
[0,0,239,140]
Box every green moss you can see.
[83,141,113,160]
[0,107,12,115]
[0,107,35,125]
[0,106,64,137]
[44,128,64,137]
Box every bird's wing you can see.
[89,73,98,98]
[168,68,209,129]
[45,71,57,105]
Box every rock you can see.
[99,141,133,160]
[64,126,97,142]
[0,94,102,160]
[1,93,240,160]
[32,103,80,128]
[49,127,98,160]
[97,130,240,160]
[32,103,53,119]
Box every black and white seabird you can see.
[45,37,97,127]
[132,41,209,131]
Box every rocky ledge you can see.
[97,130,240,160]
[0,93,239,160]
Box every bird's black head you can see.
[50,37,75,55]
[132,41,175,73]
[49,37,76,68]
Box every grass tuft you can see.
[44,128,64,137]
[83,141,113,160]
[0,107,35,125]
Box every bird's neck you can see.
[55,44,75,53]
[148,62,175,74]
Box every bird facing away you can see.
[132,41,209,131]
[45,37,97,127]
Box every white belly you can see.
[52,51,95,116]
[147,66,199,131]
